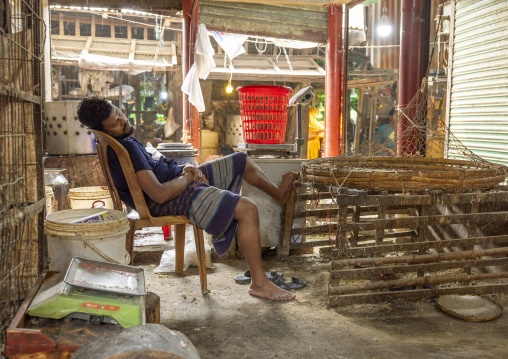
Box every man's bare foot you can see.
[249,280,296,301]
[277,171,300,204]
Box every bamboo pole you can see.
[329,272,508,295]
[330,257,508,279]
[332,246,508,269]
[342,234,508,256]
[328,283,508,307]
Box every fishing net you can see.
[302,79,508,192]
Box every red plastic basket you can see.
[237,85,292,144]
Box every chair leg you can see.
[193,225,208,294]
[174,223,186,275]
[126,219,135,265]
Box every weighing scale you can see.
[27,257,146,328]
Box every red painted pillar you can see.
[182,0,200,153]
[397,0,431,156]
[325,4,343,158]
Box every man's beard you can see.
[112,125,135,140]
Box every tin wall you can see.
[448,0,508,167]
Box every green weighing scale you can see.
[27,257,146,328]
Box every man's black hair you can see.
[77,97,112,130]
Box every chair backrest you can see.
[92,130,153,221]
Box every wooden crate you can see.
[328,186,508,306]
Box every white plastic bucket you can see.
[45,186,54,214]
[68,186,114,209]
[45,208,130,271]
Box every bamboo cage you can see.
[0,0,45,353]
[278,184,508,306]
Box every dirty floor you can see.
[141,251,508,359]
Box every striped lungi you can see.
[149,152,247,255]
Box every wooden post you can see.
[134,75,141,128]
[278,188,296,260]
[351,205,361,246]
[354,89,364,152]
[376,191,387,246]
[91,15,96,37]
[336,187,349,257]
[174,224,186,275]
[145,292,160,324]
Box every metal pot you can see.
[44,101,97,155]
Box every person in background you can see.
[374,108,396,155]
[307,107,325,159]
[77,97,299,302]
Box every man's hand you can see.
[182,164,209,185]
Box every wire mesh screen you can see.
[1,0,45,354]
[302,80,508,192]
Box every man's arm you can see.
[137,170,194,204]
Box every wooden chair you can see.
[92,130,208,294]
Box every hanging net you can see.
[302,79,508,192]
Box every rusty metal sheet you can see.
[200,1,328,43]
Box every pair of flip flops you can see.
[234,270,306,290]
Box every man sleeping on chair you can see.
[77,97,299,302]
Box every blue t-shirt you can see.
[107,137,183,210]
[375,123,395,150]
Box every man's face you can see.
[101,105,134,139]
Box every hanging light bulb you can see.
[226,70,233,94]
[377,7,392,37]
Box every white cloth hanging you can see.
[181,24,216,113]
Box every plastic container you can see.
[201,130,219,149]
[44,168,69,211]
[45,208,130,271]
[225,115,243,147]
[68,186,114,210]
[237,85,292,144]
[45,186,54,214]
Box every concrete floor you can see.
[141,252,508,359]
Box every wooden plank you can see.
[375,190,387,245]
[336,191,508,207]
[91,15,95,37]
[330,272,508,295]
[341,211,508,232]
[328,283,508,307]
[129,39,136,61]
[291,239,335,248]
[336,188,349,254]
[59,13,64,35]
[332,246,508,269]
[342,234,508,257]
[277,188,296,260]
[331,257,508,279]
[353,89,364,152]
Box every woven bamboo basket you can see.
[301,156,508,192]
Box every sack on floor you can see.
[154,240,212,273]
